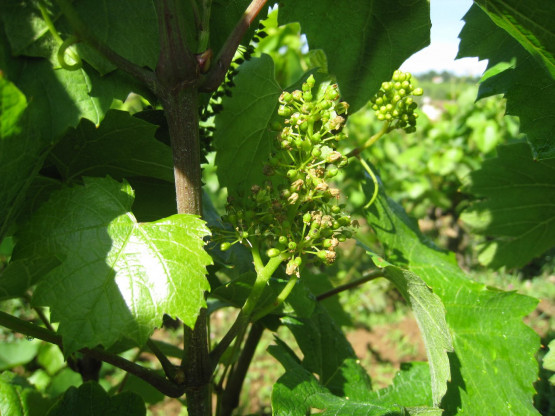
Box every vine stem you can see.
[346,122,391,159]
[241,255,285,317]
[316,269,386,301]
[0,311,185,397]
[252,275,298,321]
[200,0,268,92]
[209,254,284,368]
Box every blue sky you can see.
[400,0,487,75]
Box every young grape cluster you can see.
[219,75,356,276]
[370,70,423,133]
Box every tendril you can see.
[38,0,82,71]
[57,35,82,71]
[360,158,379,209]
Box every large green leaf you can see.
[0,0,159,75]
[457,5,555,159]
[368,255,452,406]
[278,0,430,112]
[0,74,45,240]
[271,343,440,415]
[47,381,145,416]
[361,182,540,415]
[0,371,52,416]
[50,110,173,182]
[214,54,282,193]
[460,142,555,269]
[474,0,555,78]
[10,177,211,353]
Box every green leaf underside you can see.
[11,177,210,353]
[47,381,145,416]
[1,0,159,75]
[362,182,540,415]
[0,371,51,416]
[271,343,439,415]
[50,110,174,182]
[369,255,452,407]
[473,0,555,78]
[278,0,430,112]
[214,54,282,193]
[461,142,555,269]
[457,5,555,159]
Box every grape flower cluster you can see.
[370,70,423,133]
[219,75,356,276]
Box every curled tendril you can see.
[360,158,379,209]
[57,36,82,71]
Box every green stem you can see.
[316,269,386,302]
[251,241,264,274]
[209,254,284,369]
[198,0,212,52]
[252,275,298,321]
[241,255,285,317]
[346,122,391,159]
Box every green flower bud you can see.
[311,147,322,158]
[303,212,312,224]
[280,91,293,103]
[220,242,231,251]
[279,235,288,245]
[288,241,297,250]
[310,133,322,144]
[267,248,281,258]
[324,85,340,101]
[278,105,291,117]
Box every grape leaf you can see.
[47,381,145,416]
[0,371,52,416]
[214,54,282,193]
[368,255,452,406]
[0,74,45,241]
[278,0,430,112]
[460,142,555,269]
[50,110,173,183]
[280,303,373,401]
[458,5,555,159]
[473,0,555,78]
[271,343,440,415]
[0,0,159,75]
[361,181,540,415]
[12,177,210,353]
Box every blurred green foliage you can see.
[345,85,523,220]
